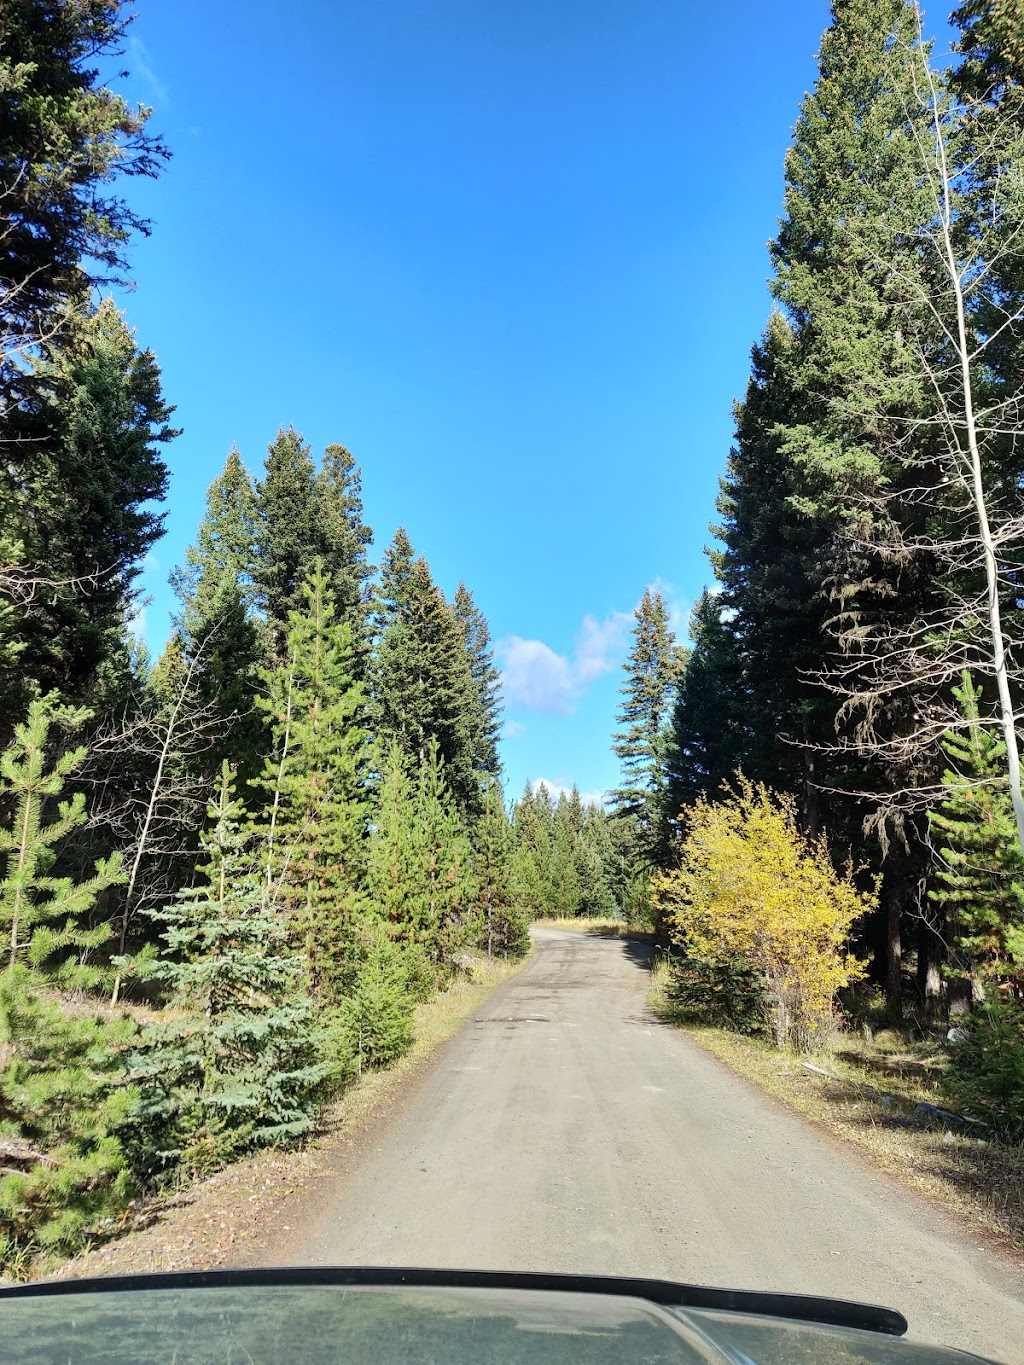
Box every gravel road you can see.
[288,928,1024,1360]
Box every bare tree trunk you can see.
[110,643,208,1007]
[919,11,1024,860]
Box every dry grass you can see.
[37,949,531,1284]
[534,916,654,941]
[649,963,1024,1256]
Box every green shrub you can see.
[944,1000,1024,1142]
[664,953,768,1034]
[339,928,416,1075]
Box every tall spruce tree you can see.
[0,0,167,390]
[474,777,529,958]
[712,0,949,1006]
[610,588,683,865]
[1,301,176,721]
[171,447,263,782]
[664,591,750,823]
[254,427,319,664]
[257,561,369,992]
[315,444,374,672]
[372,536,480,820]
[453,583,503,783]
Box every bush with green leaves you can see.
[0,966,137,1271]
[944,1001,1024,1143]
[664,953,769,1034]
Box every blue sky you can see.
[111,0,931,805]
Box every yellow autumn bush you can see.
[653,778,873,1050]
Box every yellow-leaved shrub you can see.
[653,778,873,1050]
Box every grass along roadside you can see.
[38,950,531,1284]
[649,961,1024,1256]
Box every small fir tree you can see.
[256,560,370,992]
[0,966,136,1269]
[0,696,123,986]
[474,778,530,958]
[929,672,1024,991]
[126,765,328,1184]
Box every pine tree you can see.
[664,591,750,822]
[366,744,424,955]
[1,301,177,719]
[338,921,415,1075]
[474,777,529,958]
[0,966,136,1268]
[929,673,1024,991]
[0,696,124,986]
[453,583,503,783]
[126,765,328,1184]
[610,588,683,866]
[372,539,480,820]
[254,427,319,664]
[315,444,374,673]
[171,447,263,782]
[511,783,555,919]
[257,561,370,993]
[0,0,167,386]
[366,740,477,980]
[413,740,478,978]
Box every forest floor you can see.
[648,967,1024,1258]
[35,952,530,1285]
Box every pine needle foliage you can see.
[610,588,683,864]
[0,696,123,985]
[929,672,1024,991]
[0,966,136,1270]
[336,922,415,1076]
[366,741,477,982]
[125,765,328,1185]
[474,778,530,959]
[257,560,369,993]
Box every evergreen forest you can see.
[603,0,1024,1138]
[0,0,627,1272]
[3,0,1024,1274]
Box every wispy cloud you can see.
[497,606,633,716]
[503,718,528,739]
[129,36,169,105]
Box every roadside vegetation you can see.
[597,0,1024,1190]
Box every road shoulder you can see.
[41,953,531,1283]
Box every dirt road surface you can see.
[286,929,1024,1361]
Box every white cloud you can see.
[129,37,169,105]
[503,718,528,739]
[574,609,633,685]
[497,606,634,716]
[497,635,575,715]
[531,778,608,809]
